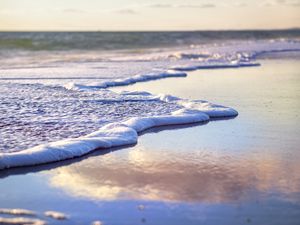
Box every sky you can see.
[0,0,300,31]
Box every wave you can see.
[59,40,300,89]
[1,39,300,170]
[63,70,187,90]
[61,62,261,91]
[0,91,237,170]
[0,208,67,225]
[1,30,300,51]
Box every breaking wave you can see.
[1,37,300,170]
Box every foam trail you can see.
[0,217,46,225]
[171,62,260,71]
[63,61,260,91]
[44,211,68,220]
[0,208,36,216]
[64,70,187,91]
[0,92,237,170]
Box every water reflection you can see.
[49,142,300,203]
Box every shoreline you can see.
[2,47,300,171]
[0,92,237,170]
[0,58,299,224]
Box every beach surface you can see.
[1,58,299,224]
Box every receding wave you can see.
[0,91,237,170]
[1,37,300,170]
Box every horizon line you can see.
[0,28,300,33]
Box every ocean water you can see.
[1,30,300,169]
[0,58,299,225]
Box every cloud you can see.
[233,2,248,7]
[261,0,300,6]
[114,9,138,15]
[148,4,172,8]
[275,0,300,4]
[194,4,216,8]
[62,8,87,14]
[148,0,299,8]
[287,0,300,6]
[147,3,216,9]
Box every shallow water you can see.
[0,59,299,224]
[4,38,299,160]
[0,84,181,153]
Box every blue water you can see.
[0,59,299,225]
[1,30,300,51]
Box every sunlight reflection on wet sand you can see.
[49,142,300,203]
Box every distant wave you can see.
[0,30,300,51]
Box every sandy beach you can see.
[1,58,299,224]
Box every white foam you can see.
[61,41,300,90]
[1,40,299,90]
[0,92,236,170]
[0,208,70,224]
[64,70,186,91]
[0,208,36,216]
[171,61,260,71]
[159,95,238,118]
[0,217,46,225]
[44,211,67,220]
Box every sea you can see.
[1,30,300,168]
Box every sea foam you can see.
[0,92,236,170]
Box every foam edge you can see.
[0,93,237,170]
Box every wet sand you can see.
[0,59,300,225]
